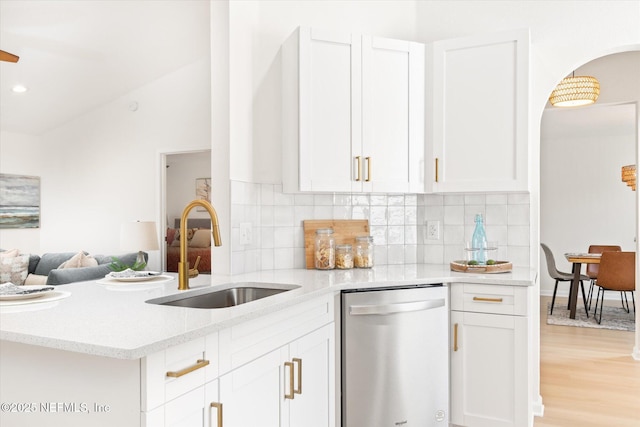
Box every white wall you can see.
[0,59,211,271]
[0,131,47,253]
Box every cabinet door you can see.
[362,35,425,193]
[164,387,206,427]
[205,380,222,427]
[427,29,529,193]
[219,346,288,427]
[286,324,335,427]
[283,26,361,193]
[450,311,529,427]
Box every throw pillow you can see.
[59,252,99,269]
[0,249,19,258]
[170,228,196,247]
[24,274,48,286]
[0,254,30,285]
[166,228,177,246]
[190,229,212,248]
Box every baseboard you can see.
[633,345,640,361]
[532,394,544,418]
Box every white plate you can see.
[0,290,71,309]
[0,286,54,301]
[97,274,174,286]
[105,271,162,282]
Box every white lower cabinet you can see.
[449,283,530,427]
[142,294,335,427]
[219,324,334,427]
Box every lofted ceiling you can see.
[0,0,210,135]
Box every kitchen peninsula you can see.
[1,265,536,427]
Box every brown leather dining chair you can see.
[585,245,621,310]
[593,251,636,324]
[541,243,590,316]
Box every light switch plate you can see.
[239,222,252,245]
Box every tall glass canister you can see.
[314,228,335,270]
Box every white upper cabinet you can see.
[361,36,425,193]
[282,27,425,193]
[426,29,530,193]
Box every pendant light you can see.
[621,164,637,191]
[549,71,600,107]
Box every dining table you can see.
[564,252,602,319]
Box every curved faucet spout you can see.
[178,199,222,290]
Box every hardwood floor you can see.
[535,296,640,427]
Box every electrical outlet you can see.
[426,221,440,240]
[239,222,252,245]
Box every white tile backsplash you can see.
[230,180,531,274]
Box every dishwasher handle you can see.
[349,298,445,316]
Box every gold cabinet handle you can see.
[355,156,362,181]
[365,157,371,182]
[454,323,459,352]
[293,357,302,395]
[210,402,223,427]
[166,359,209,378]
[473,296,504,303]
[435,158,439,183]
[284,361,295,399]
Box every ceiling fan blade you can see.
[0,50,20,63]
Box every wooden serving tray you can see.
[450,260,512,274]
[303,219,370,269]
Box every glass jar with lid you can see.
[314,228,335,270]
[354,236,374,268]
[335,244,354,269]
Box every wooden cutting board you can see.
[303,219,370,269]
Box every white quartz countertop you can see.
[0,264,536,359]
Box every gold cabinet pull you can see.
[473,296,504,303]
[365,157,371,182]
[435,158,439,182]
[293,357,302,395]
[284,361,295,399]
[355,156,362,181]
[210,402,223,427]
[454,323,459,352]
[166,359,209,378]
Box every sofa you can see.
[0,250,147,286]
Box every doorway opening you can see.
[160,149,212,272]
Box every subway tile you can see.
[261,248,274,270]
[425,204,444,221]
[274,189,294,206]
[404,245,417,264]
[294,205,314,225]
[369,194,388,206]
[508,225,530,246]
[388,206,405,225]
[405,194,418,206]
[444,205,464,225]
[332,205,352,219]
[404,205,418,225]
[261,227,274,249]
[508,193,530,205]
[313,205,333,219]
[274,205,295,226]
[388,226,405,245]
[424,245,444,264]
[261,205,274,226]
[486,194,508,205]
[352,194,370,206]
[274,226,295,248]
[405,226,417,244]
[388,194,405,206]
[424,193,444,207]
[370,225,387,245]
[370,206,388,226]
[274,248,295,269]
[294,194,315,206]
[333,193,352,205]
[387,245,405,264]
[444,194,464,205]
[464,194,486,206]
[508,204,530,225]
[260,184,274,206]
[351,206,370,220]
[314,194,333,206]
[373,245,387,265]
[464,206,486,225]
[443,225,464,245]
[486,204,508,225]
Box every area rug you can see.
[546,303,635,331]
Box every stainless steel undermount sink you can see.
[146,282,300,309]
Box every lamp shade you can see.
[120,221,160,252]
[549,75,600,107]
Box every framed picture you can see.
[0,173,41,229]
[195,178,211,211]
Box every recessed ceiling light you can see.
[11,85,28,93]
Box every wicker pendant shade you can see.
[549,75,600,107]
[621,164,637,191]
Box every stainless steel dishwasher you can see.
[342,284,449,426]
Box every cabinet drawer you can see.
[219,294,334,374]
[450,283,528,316]
[142,332,218,411]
